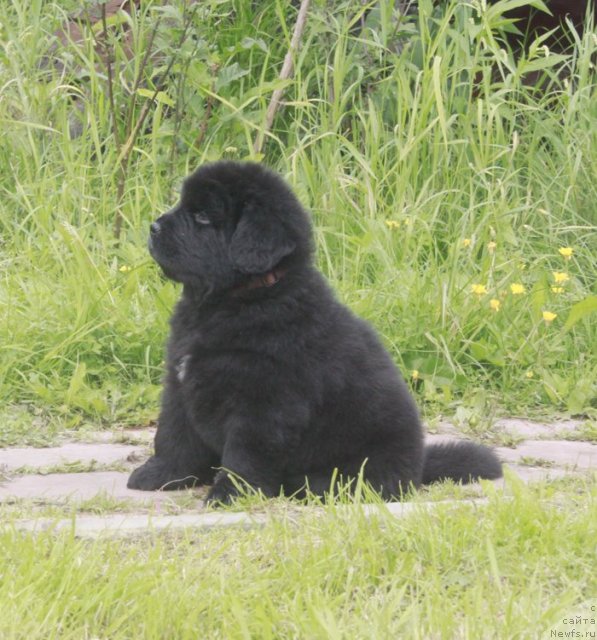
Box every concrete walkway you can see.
[1,418,594,536]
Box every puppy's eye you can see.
[193,212,211,226]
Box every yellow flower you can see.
[119,265,131,273]
[525,370,534,379]
[510,283,525,295]
[487,241,497,253]
[471,284,487,296]
[552,271,569,284]
[558,247,573,260]
[462,238,472,248]
[404,217,412,226]
[542,310,557,324]
[490,298,501,312]
[385,220,400,230]
[411,370,419,381]
[551,286,564,294]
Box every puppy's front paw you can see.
[205,477,238,507]
[205,469,248,506]
[127,456,198,491]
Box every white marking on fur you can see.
[176,355,190,382]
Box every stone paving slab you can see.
[496,440,597,470]
[0,443,146,471]
[493,418,584,439]
[85,428,155,444]
[430,418,587,440]
[501,464,582,483]
[0,471,201,506]
[426,434,465,445]
[7,499,490,538]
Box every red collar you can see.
[231,267,287,296]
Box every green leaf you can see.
[90,11,130,35]
[530,274,548,323]
[486,0,549,19]
[566,378,594,415]
[66,362,87,403]
[519,53,569,75]
[215,63,249,91]
[469,341,505,367]
[564,296,597,332]
[541,370,568,406]
[137,88,175,107]
[240,37,268,53]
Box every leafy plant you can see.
[0,0,595,439]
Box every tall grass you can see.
[0,0,595,441]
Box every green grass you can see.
[1,476,595,639]
[0,0,595,441]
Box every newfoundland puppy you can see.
[128,161,501,504]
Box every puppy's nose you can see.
[150,221,161,235]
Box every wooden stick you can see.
[253,0,310,155]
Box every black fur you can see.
[128,161,502,504]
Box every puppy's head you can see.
[148,162,313,293]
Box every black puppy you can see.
[128,161,502,504]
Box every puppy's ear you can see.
[229,199,296,274]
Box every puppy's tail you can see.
[422,441,502,485]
